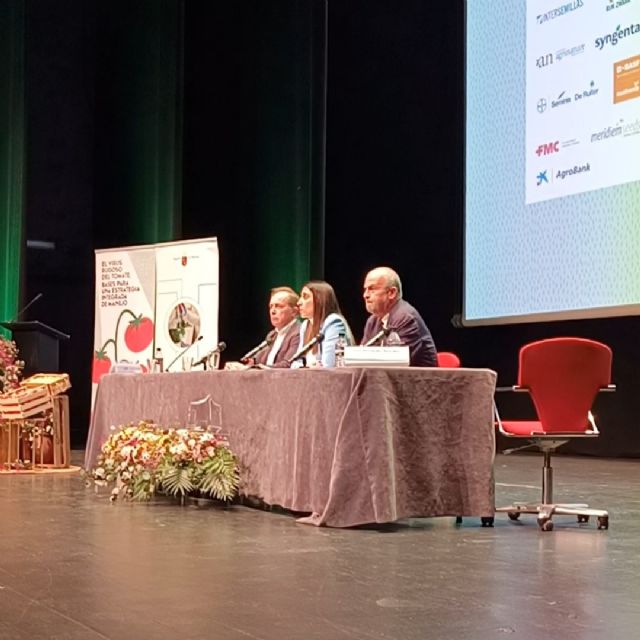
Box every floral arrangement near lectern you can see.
[0,335,24,394]
[89,422,239,502]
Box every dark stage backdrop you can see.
[18,0,640,455]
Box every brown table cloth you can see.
[85,367,496,527]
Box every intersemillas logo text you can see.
[595,23,640,49]
[537,0,584,25]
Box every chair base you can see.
[496,502,609,531]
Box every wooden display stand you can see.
[0,422,21,467]
[0,374,71,470]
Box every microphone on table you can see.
[9,292,44,322]
[363,326,392,347]
[165,335,205,372]
[192,340,227,368]
[287,331,325,365]
[240,330,277,364]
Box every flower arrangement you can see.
[88,421,239,502]
[0,335,24,394]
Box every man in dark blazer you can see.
[361,267,437,367]
[254,286,300,367]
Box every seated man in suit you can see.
[361,266,437,367]
[254,286,300,367]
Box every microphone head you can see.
[218,341,227,352]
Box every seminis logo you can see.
[595,23,640,49]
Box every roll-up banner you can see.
[92,238,219,396]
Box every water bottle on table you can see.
[335,332,347,367]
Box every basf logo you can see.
[614,54,640,103]
[537,1,584,25]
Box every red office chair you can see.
[495,337,614,531]
[437,351,461,368]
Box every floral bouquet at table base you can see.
[88,421,239,502]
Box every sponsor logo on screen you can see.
[606,0,634,13]
[536,141,560,156]
[622,118,640,136]
[535,139,580,156]
[551,90,572,109]
[591,120,624,142]
[536,170,550,186]
[556,43,586,61]
[595,23,640,49]
[536,52,554,69]
[614,54,640,103]
[555,163,591,180]
[575,80,599,101]
[537,1,584,25]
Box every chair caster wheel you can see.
[597,516,609,530]
[577,515,589,524]
[507,512,521,521]
[539,518,554,531]
[481,517,494,527]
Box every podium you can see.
[0,321,70,375]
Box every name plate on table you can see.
[109,362,144,375]
[343,346,410,367]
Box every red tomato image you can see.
[92,351,112,383]
[124,315,154,352]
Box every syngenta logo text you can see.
[595,23,640,49]
[537,0,584,25]
[556,163,590,180]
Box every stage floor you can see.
[0,453,638,640]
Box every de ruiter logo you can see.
[537,0,584,25]
[595,23,640,49]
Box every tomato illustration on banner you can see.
[124,315,154,352]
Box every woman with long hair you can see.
[296,281,354,368]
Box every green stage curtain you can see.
[94,0,183,246]
[253,0,327,290]
[0,0,25,333]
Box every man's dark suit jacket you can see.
[254,321,300,367]
[361,299,437,367]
